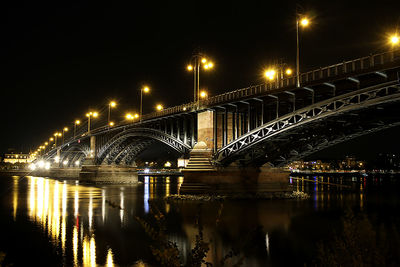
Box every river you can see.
[0,174,399,266]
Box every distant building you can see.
[3,153,33,164]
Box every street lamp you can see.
[156,104,163,111]
[74,120,80,138]
[186,53,214,105]
[62,127,68,144]
[86,111,98,134]
[296,15,310,87]
[390,34,399,46]
[200,90,208,99]
[54,132,62,147]
[125,113,134,122]
[264,62,293,83]
[108,101,116,126]
[140,86,150,122]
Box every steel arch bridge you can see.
[40,49,400,169]
[214,81,400,166]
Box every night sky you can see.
[2,0,400,159]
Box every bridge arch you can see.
[215,81,400,166]
[96,128,191,165]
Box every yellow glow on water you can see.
[74,187,79,218]
[29,177,36,218]
[102,189,106,223]
[89,191,93,230]
[73,225,78,266]
[24,177,111,266]
[90,236,96,267]
[62,182,67,217]
[13,177,18,221]
[106,248,114,267]
[83,236,89,266]
[51,181,60,244]
[120,190,124,224]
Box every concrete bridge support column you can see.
[79,135,138,184]
[181,110,289,195]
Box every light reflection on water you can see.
[24,176,114,267]
[4,174,399,266]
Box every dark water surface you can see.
[0,174,399,266]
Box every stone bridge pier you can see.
[79,135,138,183]
[181,110,290,195]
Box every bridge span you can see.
[36,49,400,193]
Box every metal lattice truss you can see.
[215,81,400,166]
[60,144,90,167]
[96,128,191,165]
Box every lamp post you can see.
[140,86,150,122]
[54,132,61,147]
[187,53,214,107]
[74,120,80,139]
[62,127,68,144]
[86,112,98,134]
[296,14,310,88]
[125,113,139,123]
[108,101,116,126]
[264,64,292,83]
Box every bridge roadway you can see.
[37,49,400,191]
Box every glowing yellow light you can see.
[286,68,293,75]
[50,137,54,141]
[203,64,209,70]
[110,101,116,107]
[125,113,133,120]
[183,107,187,111]
[134,113,139,119]
[54,132,58,136]
[300,18,309,27]
[58,133,62,137]
[200,91,207,98]
[264,69,276,80]
[63,127,68,131]
[93,112,98,118]
[143,86,150,93]
[86,113,90,117]
[75,120,80,125]
[208,62,214,68]
[164,161,172,167]
[201,58,207,63]
[390,35,399,45]
[187,65,193,71]
[45,142,48,145]
[109,121,114,126]
[156,104,163,111]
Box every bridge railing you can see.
[300,49,400,83]
[137,49,400,121]
[201,49,400,107]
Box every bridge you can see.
[36,49,400,192]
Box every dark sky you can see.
[2,0,400,159]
